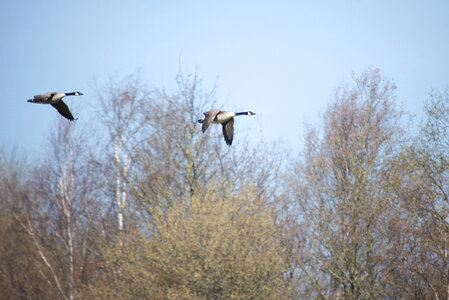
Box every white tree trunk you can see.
[114,136,131,232]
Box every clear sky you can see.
[1,0,448,153]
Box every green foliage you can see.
[147,185,291,299]
[88,185,292,299]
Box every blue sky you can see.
[1,1,448,153]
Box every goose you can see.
[27,91,83,121]
[198,109,256,145]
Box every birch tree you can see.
[11,120,102,300]
[98,74,150,232]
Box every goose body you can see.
[27,91,83,121]
[198,109,256,145]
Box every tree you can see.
[388,87,449,298]
[97,73,151,232]
[134,70,283,228]
[10,120,103,300]
[85,70,293,299]
[291,69,404,298]
[92,184,292,299]
[0,148,54,299]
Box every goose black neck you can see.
[235,111,250,116]
[65,92,77,96]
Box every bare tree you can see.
[9,119,103,300]
[0,148,52,299]
[133,70,285,228]
[97,73,151,232]
[388,87,449,298]
[290,69,404,298]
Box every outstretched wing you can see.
[221,118,234,145]
[201,109,220,132]
[51,100,76,121]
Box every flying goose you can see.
[27,91,83,121]
[198,109,256,145]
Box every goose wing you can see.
[32,92,54,102]
[222,118,234,145]
[51,100,76,121]
[201,109,220,132]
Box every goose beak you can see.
[27,99,32,102]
